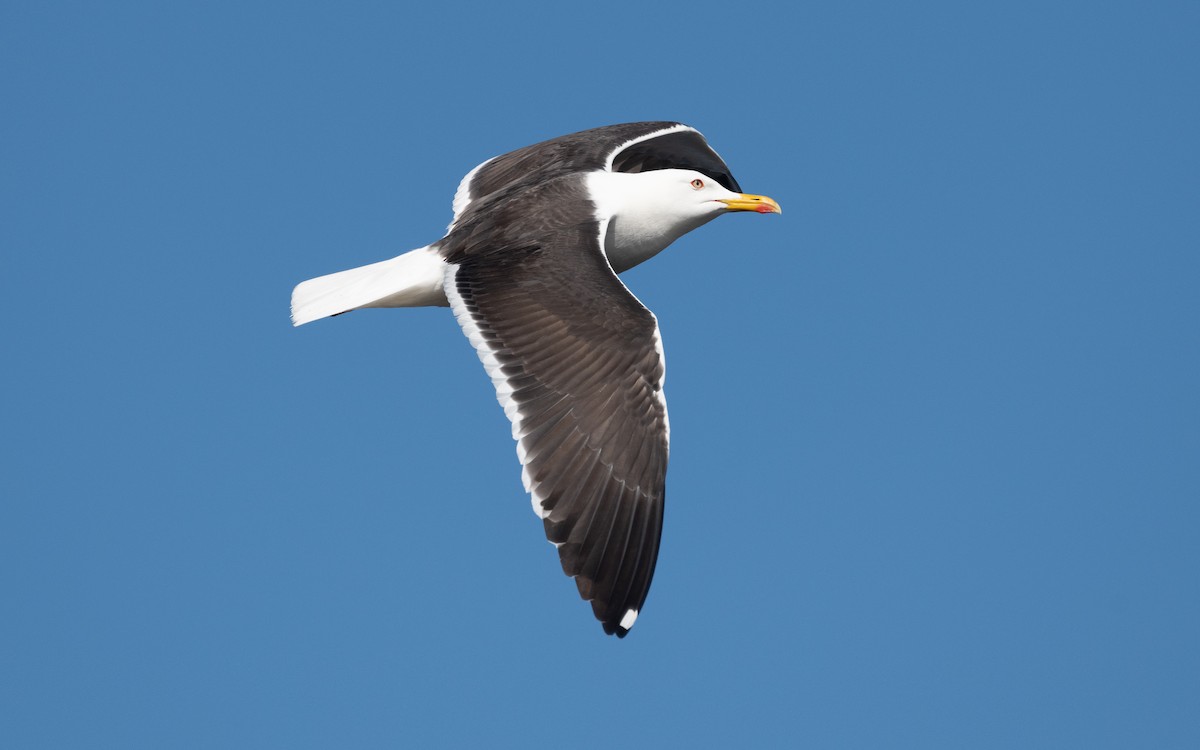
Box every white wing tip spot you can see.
[530,487,550,519]
[620,609,639,630]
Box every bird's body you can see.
[292,122,779,636]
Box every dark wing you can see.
[443,220,669,637]
[608,129,741,193]
[449,122,740,229]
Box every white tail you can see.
[290,246,449,326]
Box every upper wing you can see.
[442,219,669,637]
[449,122,740,229]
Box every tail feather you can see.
[290,246,448,326]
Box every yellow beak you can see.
[719,193,782,214]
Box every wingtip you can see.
[600,608,639,638]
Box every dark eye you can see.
[690,178,705,189]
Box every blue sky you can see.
[3,1,1198,747]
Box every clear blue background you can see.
[3,2,1198,747]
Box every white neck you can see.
[586,171,719,273]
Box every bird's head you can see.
[624,168,782,223]
[586,168,781,272]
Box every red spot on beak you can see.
[755,203,775,213]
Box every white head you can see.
[587,168,781,272]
